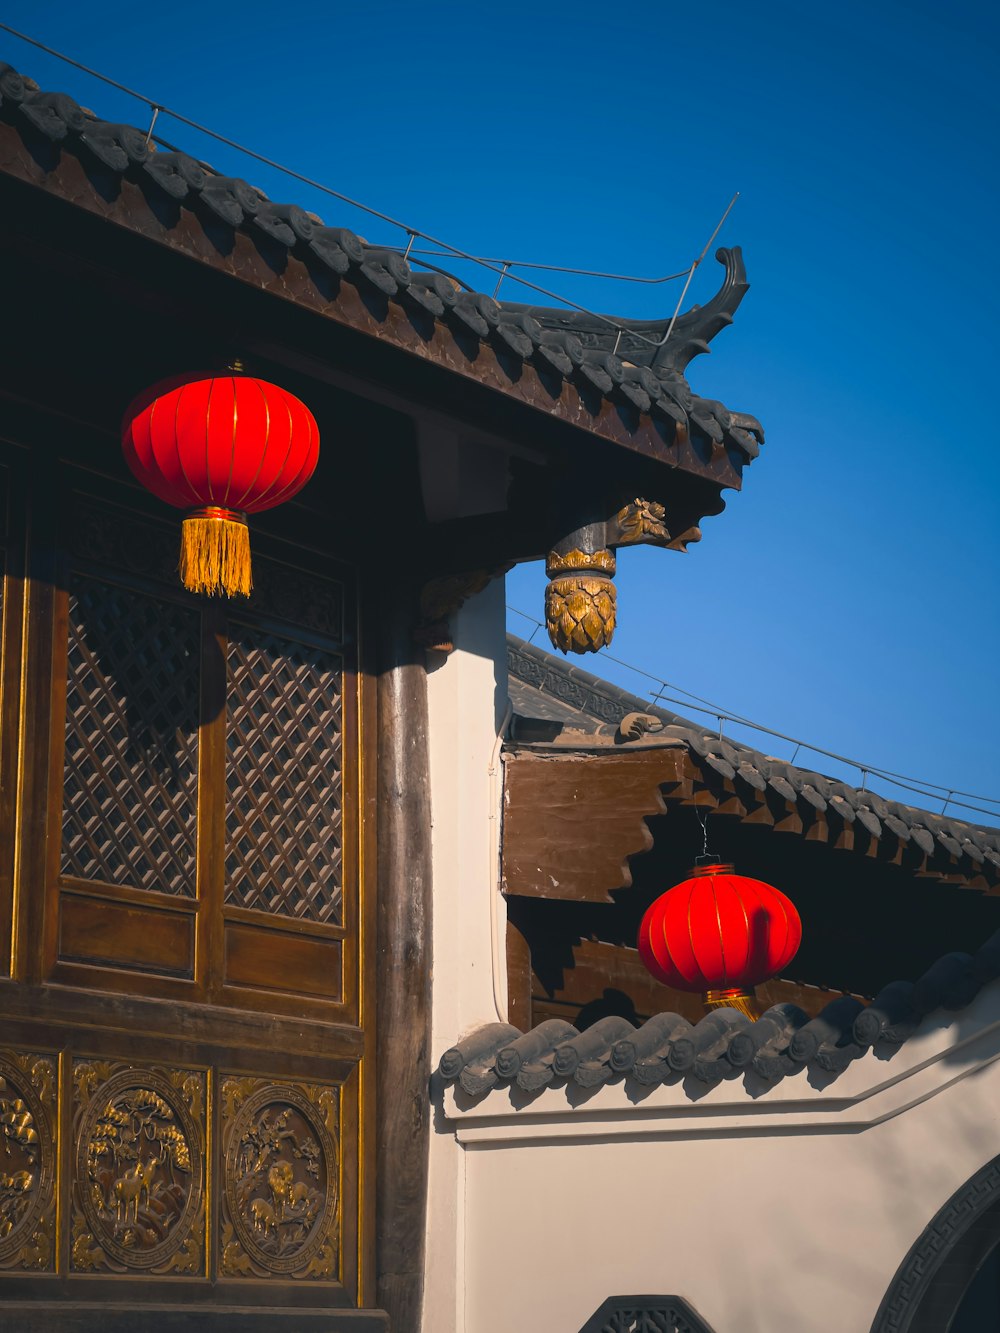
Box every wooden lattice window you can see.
[225,625,343,925]
[62,576,200,896]
[38,480,356,1019]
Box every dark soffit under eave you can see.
[0,58,763,488]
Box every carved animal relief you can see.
[221,1077,339,1280]
[0,1051,56,1271]
[610,498,672,548]
[72,1063,205,1274]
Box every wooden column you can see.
[376,598,431,1333]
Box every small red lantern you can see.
[637,860,802,1018]
[122,370,320,598]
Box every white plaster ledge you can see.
[442,982,1000,1143]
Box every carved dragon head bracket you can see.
[543,497,685,655]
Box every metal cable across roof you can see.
[0,22,739,339]
[507,609,1000,820]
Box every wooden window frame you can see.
[15,456,362,1025]
[0,443,27,979]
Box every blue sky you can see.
[2,2,997,817]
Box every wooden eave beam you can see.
[501,747,686,903]
[0,130,745,492]
[502,744,1000,906]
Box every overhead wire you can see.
[0,23,737,339]
[506,606,1000,822]
[392,249,694,285]
[13,29,988,824]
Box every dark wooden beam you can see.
[503,744,1000,905]
[506,917,534,1031]
[0,128,745,489]
[375,596,431,1333]
[0,1306,389,1332]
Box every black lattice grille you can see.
[579,1298,714,1333]
[225,626,342,923]
[62,576,200,894]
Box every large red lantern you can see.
[122,371,320,598]
[638,860,802,1018]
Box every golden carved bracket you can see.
[0,1049,58,1272]
[544,574,617,654]
[607,498,672,549]
[543,542,617,655]
[545,548,616,576]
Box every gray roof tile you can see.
[439,923,1000,1099]
[507,634,1000,867]
[0,59,763,462]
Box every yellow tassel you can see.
[179,507,252,598]
[703,988,760,1021]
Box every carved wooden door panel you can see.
[0,438,378,1328]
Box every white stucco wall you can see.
[443,986,1000,1333]
[424,576,510,1333]
[419,581,1000,1332]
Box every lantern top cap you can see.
[691,857,734,876]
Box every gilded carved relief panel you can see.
[0,1052,346,1285]
[71,1061,206,1276]
[220,1076,340,1281]
[0,1049,56,1272]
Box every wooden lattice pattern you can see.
[61,576,200,894]
[225,626,342,923]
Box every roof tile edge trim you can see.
[0,58,763,468]
[506,635,1000,868]
[439,926,1000,1100]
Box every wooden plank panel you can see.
[502,749,684,902]
[505,918,533,1032]
[59,894,193,976]
[0,979,364,1067]
[224,921,342,1000]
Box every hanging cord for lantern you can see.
[694,809,719,868]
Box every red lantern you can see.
[637,861,802,1018]
[121,371,320,598]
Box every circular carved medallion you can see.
[226,1084,338,1275]
[0,1056,54,1264]
[76,1068,202,1269]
